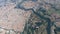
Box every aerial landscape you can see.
[0,0,60,34]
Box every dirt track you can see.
[0,3,32,34]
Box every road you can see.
[0,3,32,34]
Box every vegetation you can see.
[22,1,60,34]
